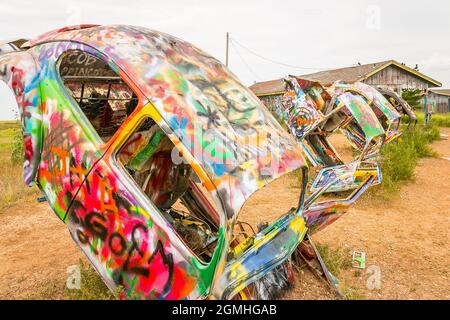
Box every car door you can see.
[39,44,223,299]
[35,42,109,220]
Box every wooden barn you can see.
[427,89,450,113]
[249,59,442,113]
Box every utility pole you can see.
[423,88,428,126]
[225,32,229,67]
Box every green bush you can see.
[401,88,422,109]
[405,126,439,157]
[381,141,417,182]
[373,125,440,196]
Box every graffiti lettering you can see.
[108,232,127,256]
[85,211,108,241]
[120,223,174,296]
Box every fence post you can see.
[423,89,428,126]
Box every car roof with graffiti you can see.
[26,24,306,217]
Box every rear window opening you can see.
[117,118,220,263]
[59,50,139,142]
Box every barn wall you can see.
[427,93,450,113]
[363,65,431,92]
[259,94,283,113]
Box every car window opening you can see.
[117,118,220,263]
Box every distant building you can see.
[427,89,450,113]
[249,60,442,112]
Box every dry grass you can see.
[26,260,116,300]
[316,244,352,277]
[412,112,450,128]
[64,261,117,300]
[0,121,40,212]
[315,243,366,299]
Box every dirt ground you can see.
[0,129,449,299]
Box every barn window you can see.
[116,117,220,263]
[58,50,138,142]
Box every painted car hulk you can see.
[0,25,377,299]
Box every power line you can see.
[229,40,263,81]
[230,37,331,71]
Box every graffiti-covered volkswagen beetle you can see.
[0,24,383,299]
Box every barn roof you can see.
[429,89,450,97]
[248,78,285,96]
[299,60,391,85]
[249,60,442,96]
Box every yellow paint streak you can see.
[288,216,307,234]
[144,103,163,122]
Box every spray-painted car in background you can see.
[377,87,417,125]
[276,76,394,197]
[272,75,414,236]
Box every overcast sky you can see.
[1,0,449,120]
